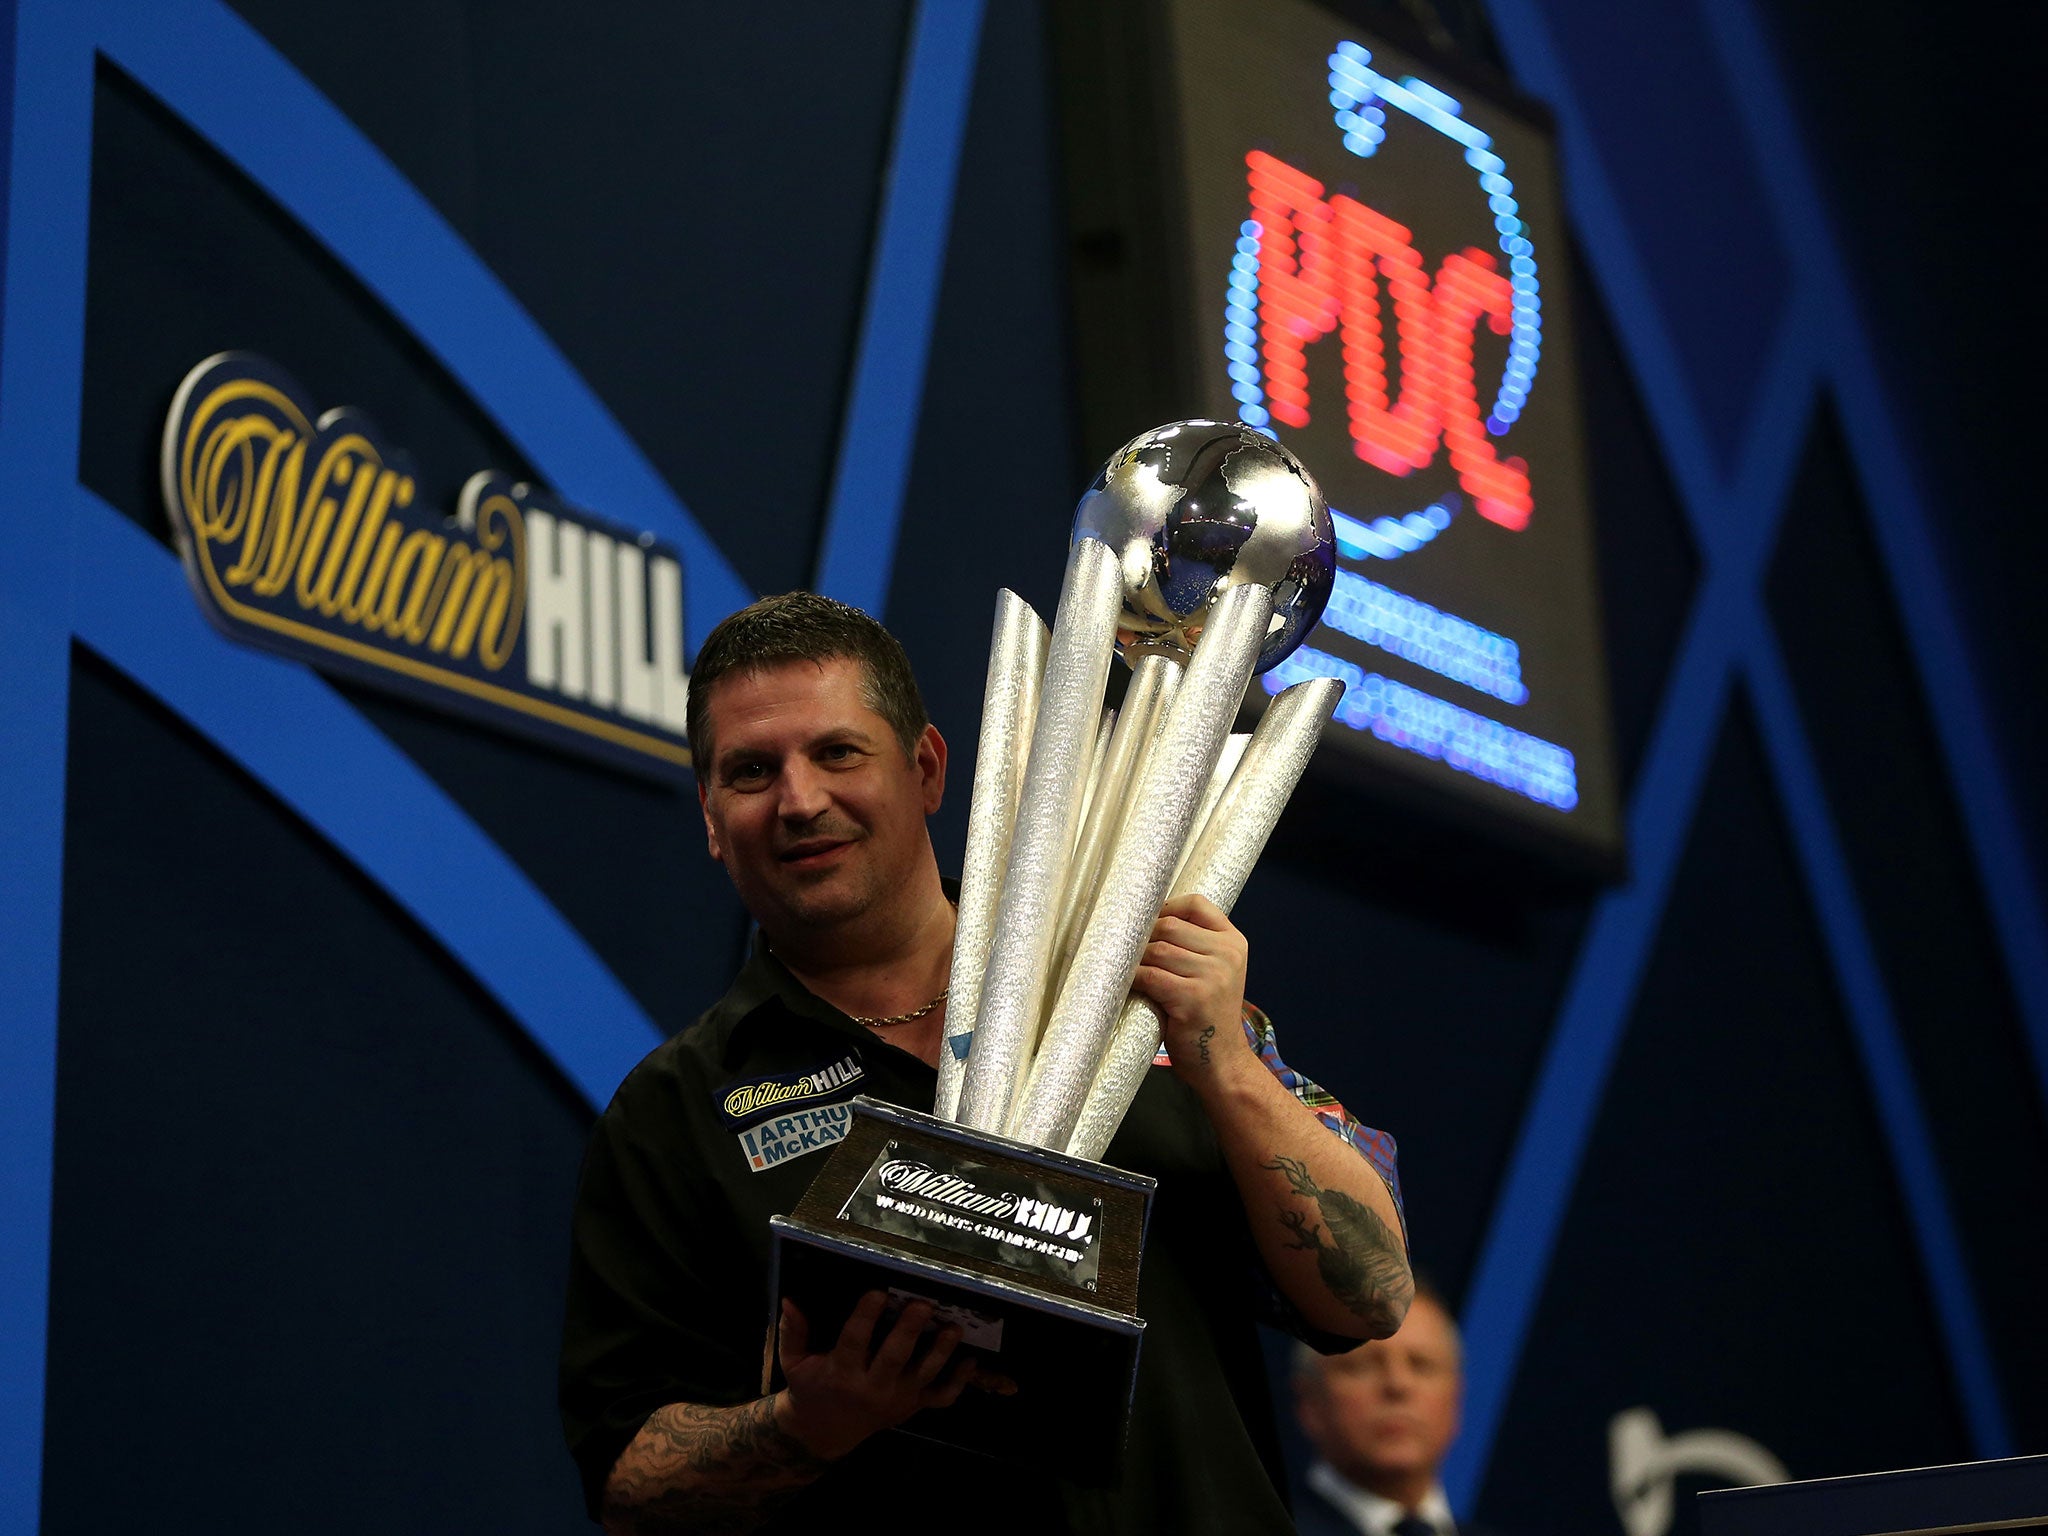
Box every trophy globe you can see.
[1072,419,1337,672]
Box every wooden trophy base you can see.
[767,1096,1156,1484]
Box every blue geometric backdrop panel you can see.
[1453,0,2046,1516]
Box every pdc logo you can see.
[1223,41,1544,539]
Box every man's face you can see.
[695,656,944,939]
[1298,1294,1463,1493]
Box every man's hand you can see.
[601,1293,976,1534]
[1131,893,1414,1342]
[1134,893,1256,1086]
[774,1291,972,1460]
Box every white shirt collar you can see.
[1307,1462,1458,1536]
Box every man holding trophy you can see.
[560,423,1412,1535]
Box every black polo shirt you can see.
[560,932,1306,1535]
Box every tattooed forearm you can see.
[602,1396,825,1536]
[1196,1024,1217,1064]
[1261,1154,1412,1336]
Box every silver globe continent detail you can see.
[1070,420,1337,673]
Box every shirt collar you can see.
[1306,1462,1457,1536]
[707,930,863,1066]
[708,881,963,1068]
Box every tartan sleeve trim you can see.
[1241,1002,1407,1241]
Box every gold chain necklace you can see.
[849,987,949,1027]
[762,938,951,1028]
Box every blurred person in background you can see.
[1294,1282,1506,1536]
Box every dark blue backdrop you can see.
[1,1,2040,1532]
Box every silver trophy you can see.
[953,419,1339,1142]
[772,421,1343,1479]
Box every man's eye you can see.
[821,744,857,762]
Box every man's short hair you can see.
[685,591,929,770]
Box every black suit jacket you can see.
[1290,1483,1512,1536]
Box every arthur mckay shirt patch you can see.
[735,1102,856,1173]
[718,1051,865,1173]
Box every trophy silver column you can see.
[952,419,1338,1153]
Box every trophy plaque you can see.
[769,420,1347,1476]
[767,1097,1153,1482]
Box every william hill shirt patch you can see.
[737,1102,855,1174]
[717,1052,864,1130]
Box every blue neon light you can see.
[1227,219,1270,428]
[1399,75,1464,116]
[1330,496,1456,561]
[1323,571,1529,704]
[1326,42,1544,434]
[1266,645,1576,809]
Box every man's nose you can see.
[777,759,831,820]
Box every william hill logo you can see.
[161,352,693,779]
[875,1160,1096,1242]
[720,1054,865,1126]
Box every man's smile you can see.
[778,835,858,868]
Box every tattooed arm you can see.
[602,1394,820,1535]
[602,1292,970,1535]
[1257,1154,1410,1337]
[1135,895,1413,1341]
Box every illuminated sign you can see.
[1236,146,1532,530]
[1161,0,1621,865]
[161,352,692,779]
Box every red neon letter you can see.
[1245,151,1340,430]
[1427,249,1532,530]
[1327,196,1443,475]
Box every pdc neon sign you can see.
[1224,42,1543,534]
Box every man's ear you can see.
[916,723,947,815]
[697,779,724,864]
[1294,1375,1329,1452]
